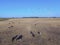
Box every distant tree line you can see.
[0,17,60,19]
[22,17,60,18]
[22,17,40,18]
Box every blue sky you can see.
[0,0,60,17]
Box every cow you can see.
[16,35,23,41]
[38,32,42,35]
[12,35,18,42]
[38,32,40,34]
[30,31,35,37]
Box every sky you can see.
[0,0,60,17]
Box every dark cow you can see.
[12,35,18,42]
[10,26,14,27]
[48,38,51,41]
[30,31,35,37]
[16,35,23,40]
[8,25,14,29]
[38,32,40,34]
[38,32,42,35]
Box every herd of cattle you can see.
[8,21,41,42]
[12,31,41,42]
